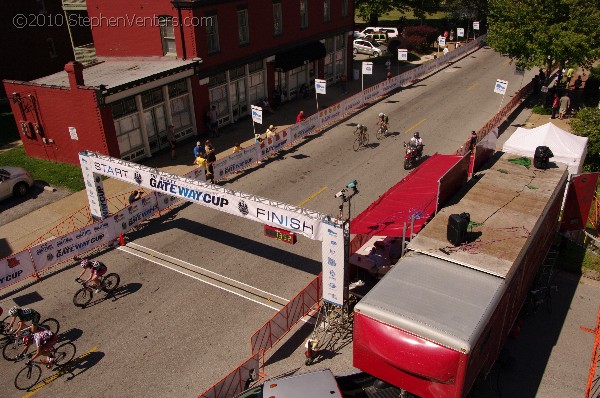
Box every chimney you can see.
[64,61,84,89]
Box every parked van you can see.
[364,32,389,45]
[360,27,399,38]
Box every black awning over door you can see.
[274,41,327,72]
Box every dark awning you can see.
[275,41,327,72]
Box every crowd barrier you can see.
[198,352,263,398]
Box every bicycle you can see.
[13,341,77,390]
[376,124,389,140]
[353,130,369,151]
[526,285,557,315]
[2,319,61,361]
[73,273,120,308]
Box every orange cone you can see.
[119,233,125,246]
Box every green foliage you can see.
[532,105,552,115]
[0,146,84,191]
[487,0,600,71]
[400,25,439,53]
[557,239,600,274]
[355,0,441,26]
[570,107,600,172]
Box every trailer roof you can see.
[355,252,504,352]
[408,154,568,278]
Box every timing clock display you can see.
[263,225,297,244]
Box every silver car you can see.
[353,39,387,57]
[0,167,34,200]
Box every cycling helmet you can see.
[414,132,420,138]
[80,258,90,268]
[9,306,18,316]
[356,124,362,129]
[378,112,384,117]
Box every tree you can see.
[570,107,600,171]
[354,0,440,26]
[486,0,600,75]
[445,0,488,36]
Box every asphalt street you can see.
[0,48,597,398]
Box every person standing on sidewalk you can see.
[558,93,571,120]
[296,110,305,124]
[550,93,560,119]
[340,74,347,94]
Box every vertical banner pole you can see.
[316,92,319,111]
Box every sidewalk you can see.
[0,49,449,255]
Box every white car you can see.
[353,39,387,57]
[360,26,399,38]
[0,167,34,200]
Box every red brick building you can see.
[4,0,355,164]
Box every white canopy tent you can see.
[502,122,588,175]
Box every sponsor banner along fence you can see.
[0,251,36,290]
[213,36,486,182]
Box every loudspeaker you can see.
[534,146,552,170]
[447,213,470,246]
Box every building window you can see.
[169,80,192,130]
[111,97,137,119]
[208,72,226,87]
[342,0,348,17]
[159,16,176,55]
[112,97,142,157]
[168,79,188,98]
[323,0,330,22]
[248,60,263,73]
[47,38,57,59]
[300,0,308,29]
[273,3,282,36]
[230,65,246,80]
[238,9,249,45]
[206,15,220,54]
[141,87,164,109]
[248,71,264,105]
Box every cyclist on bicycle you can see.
[24,328,58,368]
[6,306,41,335]
[354,124,368,138]
[77,258,108,293]
[377,113,389,132]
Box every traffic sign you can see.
[438,36,446,47]
[494,79,509,95]
[362,62,373,75]
[397,49,408,61]
[251,105,263,124]
[315,79,327,94]
[473,21,480,30]
[457,28,464,37]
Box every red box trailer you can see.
[353,154,568,397]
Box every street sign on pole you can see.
[438,36,446,47]
[473,21,480,30]
[397,49,408,61]
[457,28,464,38]
[315,79,327,94]
[251,105,263,124]
[494,79,508,95]
[362,62,373,91]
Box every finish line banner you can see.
[79,152,329,241]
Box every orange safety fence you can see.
[588,195,600,232]
[250,273,322,355]
[197,351,264,398]
[581,306,600,398]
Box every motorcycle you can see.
[403,142,424,170]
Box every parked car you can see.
[359,26,399,38]
[0,167,33,201]
[364,32,389,45]
[353,39,387,57]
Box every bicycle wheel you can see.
[3,337,22,361]
[101,273,120,293]
[353,136,361,151]
[40,318,60,334]
[376,127,384,140]
[53,342,76,366]
[362,133,369,147]
[14,364,42,390]
[73,288,93,308]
